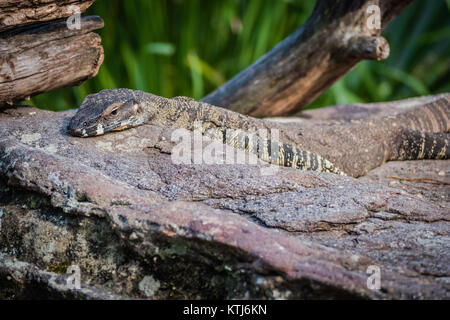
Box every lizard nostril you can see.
[83,122,87,126]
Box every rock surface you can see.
[0,101,448,299]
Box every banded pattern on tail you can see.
[204,127,346,175]
[392,129,449,161]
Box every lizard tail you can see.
[204,128,346,175]
[392,129,449,161]
[286,144,346,176]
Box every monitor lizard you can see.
[67,89,449,177]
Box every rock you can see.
[0,253,124,299]
[139,275,160,298]
[0,104,448,299]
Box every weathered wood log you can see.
[0,16,104,106]
[0,0,95,32]
[202,0,414,117]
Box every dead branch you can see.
[0,16,104,106]
[0,0,95,32]
[202,0,414,117]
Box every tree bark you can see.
[202,0,414,117]
[0,16,104,106]
[0,0,95,32]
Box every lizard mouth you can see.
[67,127,91,137]
[68,122,126,137]
[67,123,85,137]
[67,116,94,137]
[67,122,106,137]
[112,124,129,132]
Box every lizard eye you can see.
[111,109,118,116]
[83,122,87,126]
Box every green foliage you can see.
[27,0,450,111]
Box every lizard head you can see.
[68,89,149,137]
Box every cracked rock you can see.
[0,103,449,299]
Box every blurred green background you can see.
[26,0,450,112]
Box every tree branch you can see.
[0,16,104,106]
[0,0,95,32]
[201,0,414,117]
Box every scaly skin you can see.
[67,89,346,175]
[68,89,449,176]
